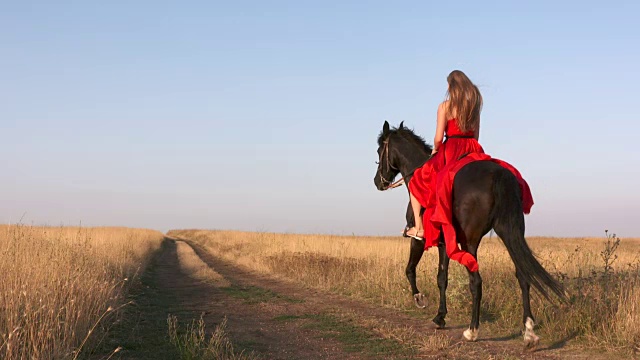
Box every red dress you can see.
[408,118,485,243]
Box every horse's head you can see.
[374,121,402,190]
[373,120,432,191]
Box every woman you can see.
[405,70,485,240]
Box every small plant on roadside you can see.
[168,315,255,360]
[601,230,621,277]
[598,230,621,312]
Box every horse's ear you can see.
[383,121,390,134]
[399,121,404,129]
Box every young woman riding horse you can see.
[373,71,566,347]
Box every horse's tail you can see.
[491,169,568,303]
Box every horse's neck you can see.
[399,144,430,177]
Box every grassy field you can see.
[5,224,637,358]
[0,224,164,359]
[168,229,640,354]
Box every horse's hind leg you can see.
[406,237,426,308]
[494,199,540,348]
[516,270,539,348]
[463,268,482,341]
[462,244,482,342]
[432,235,450,328]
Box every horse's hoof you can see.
[524,333,540,349]
[413,293,426,309]
[523,317,539,349]
[463,328,478,342]
[432,315,446,329]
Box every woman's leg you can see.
[406,192,424,238]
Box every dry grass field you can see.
[0,224,164,359]
[169,229,640,354]
[4,224,638,359]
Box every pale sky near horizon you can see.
[2,1,639,237]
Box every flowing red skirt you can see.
[408,138,484,249]
[409,146,534,272]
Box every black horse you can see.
[373,121,566,347]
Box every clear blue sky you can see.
[2,1,639,237]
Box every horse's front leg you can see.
[516,270,539,348]
[406,237,426,308]
[404,199,427,308]
[432,236,450,328]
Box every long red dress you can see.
[408,118,484,243]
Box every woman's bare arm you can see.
[432,102,448,154]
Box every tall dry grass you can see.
[169,229,640,353]
[0,224,164,359]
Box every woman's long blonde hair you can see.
[445,70,483,133]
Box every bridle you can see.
[377,136,433,191]
[377,138,405,190]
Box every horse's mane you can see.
[377,123,432,154]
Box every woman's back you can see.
[445,118,474,137]
[440,118,483,165]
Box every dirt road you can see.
[103,237,611,359]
